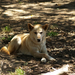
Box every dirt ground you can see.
[0,0,75,75]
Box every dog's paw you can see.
[41,58,46,63]
[49,56,56,61]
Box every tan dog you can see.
[1,23,55,61]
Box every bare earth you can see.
[0,0,75,75]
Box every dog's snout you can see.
[37,39,40,42]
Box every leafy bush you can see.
[2,35,14,41]
[1,25,12,33]
[10,68,25,75]
[47,31,58,36]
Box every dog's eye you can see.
[40,32,43,34]
[34,32,37,34]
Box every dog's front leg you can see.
[30,49,52,60]
[41,45,55,61]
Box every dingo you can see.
[1,23,55,61]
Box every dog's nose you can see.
[37,39,40,42]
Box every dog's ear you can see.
[28,23,34,31]
[42,24,48,31]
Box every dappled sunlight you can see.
[53,46,75,51]
[0,8,3,13]
[39,2,56,6]
[2,4,18,8]
[0,1,75,75]
[3,8,30,17]
[1,2,75,21]
[12,15,40,20]
[68,32,75,36]
[69,17,75,20]
[2,3,43,20]
[3,9,13,16]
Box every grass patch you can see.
[2,35,14,41]
[1,26,13,43]
[2,35,14,44]
[50,25,58,29]
[34,21,38,24]
[1,25,12,33]
[10,68,25,75]
[24,62,28,66]
[47,31,58,36]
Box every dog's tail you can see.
[0,46,10,55]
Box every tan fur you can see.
[1,46,10,55]
[0,23,55,61]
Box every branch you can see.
[40,64,69,75]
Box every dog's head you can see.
[28,23,48,43]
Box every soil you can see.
[0,0,75,75]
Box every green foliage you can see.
[2,37,6,40]
[47,31,58,36]
[50,25,58,29]
[24,62,28,66]
[10,68,25,75]
[3,14,7,17]
[2,35,14,41]
[34,21,38,24]
[1,25,12,33]
[15,68,25,75]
